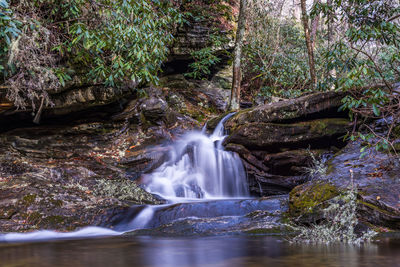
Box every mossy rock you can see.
[289,181,340,219]
[225,118,350,150]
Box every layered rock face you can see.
[216,91,351,196]
[0,83,229,232]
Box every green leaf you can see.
[372,104,380,116]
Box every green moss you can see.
[280,110,299,120]
[22,194,37,205]
[358,200,397,216]
[308,118,349,135]
[289,182,340,217]
[310,120,327,134]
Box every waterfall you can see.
[144,113,249,200]
[0,114,250,242]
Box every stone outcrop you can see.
[289,141,400,230]
[0,84,212,232]
[0,122,161,232]
[216,91,351,196]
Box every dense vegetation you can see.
[1,0,399,152]
[1,0,183,111]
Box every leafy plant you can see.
[1,0,184,113]
[0,0,21,76]
[316,0,400,154]
[185,32,229,79]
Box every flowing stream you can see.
[144,112,248,200]
[0,113,251,242]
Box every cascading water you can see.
[0,114,250,242]
[144,113,249,200]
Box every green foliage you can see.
[1,0,184,110]
[183,1,234,80]
[314,0,400,154]
[57,0,184,87]
[0,0,20,76]
[185,33,228,79]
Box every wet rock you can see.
[120,196,289,236]
[0,111,193,232]
[140,97,168,124]
[288,141,400,230]
[160,74,230,121]
[289,181,340,223]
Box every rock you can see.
[288,141,400,230]
[0,91,203,232]
[225,118,350,150]
[211,64,233,91]
[160,74,230,118]
[120,196,289,236]
[0,122,164,232]
[289,181,340,223]
[170,6,235,59]
[140,97,168,124]
[224,91,346,129]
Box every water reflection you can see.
[1,236,400,267]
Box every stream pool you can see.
[1,235,400,267]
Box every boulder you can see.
[0,122,165,232]
[140,97,168,124]
[119,196,289,236]
[225,118,350,150]
[225,91,346,128]
[289,141,400,230]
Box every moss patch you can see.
[289,182,340,217]
[22,194,37,205]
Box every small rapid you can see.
[0,114,250,242]
[144,113,249,200]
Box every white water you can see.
[0,114,249,242]
[0,227,120,242]
[144,113,249,199]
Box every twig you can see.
[388,14,400,22]
[350,45,394,91]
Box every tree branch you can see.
[388,14,400,22]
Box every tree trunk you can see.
[229,0,247,111]
[310,0,321,51]
[300,0,317,90]
[326,0,336,83]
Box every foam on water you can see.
[0,227,120,242]
[144,113,249,199]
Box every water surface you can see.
[1,235,399,267]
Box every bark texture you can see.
[230,0,247,111]
[300,0,317,90]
